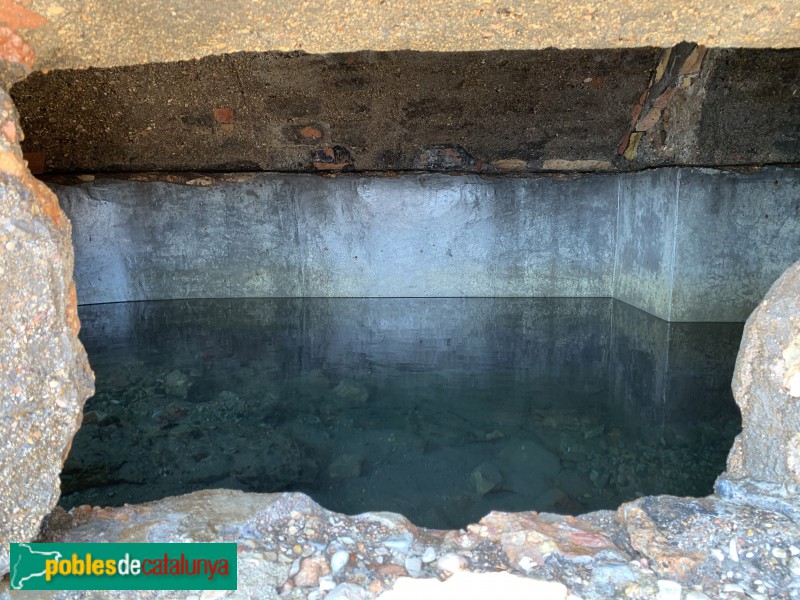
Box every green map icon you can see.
[10,543,63,590]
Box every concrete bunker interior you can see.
[1,3,800,598]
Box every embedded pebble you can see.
[405,556,422,577]
[656,579,682,600]
[294,556,330,587]
[326,583,368,600]
[789,557,800,576]
[331,550,350,574]
[437,553,469,573]
[771,547,787,559]
[421,546,437,563]
[289,558,301,577]
[382,534,413,553]
[319,576,336,592]
[685,591,712,600]
[518,556,536,572]
[729,538,739,562]
[711,549,725,562]
[723,583,745,593]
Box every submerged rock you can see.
[164,368,190,398]
[328,454,365,480]
[555,469,594,500]
[332,379,370,406]
[498,438,561,480]
[470,462,503,495]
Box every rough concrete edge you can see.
[715,476,800,523]
[0,19,94,578]
[35,164,800,188]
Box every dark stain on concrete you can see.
[11,49,658,174]
[697,48,800,166]
[10,48,800,175]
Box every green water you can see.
[62,298,742,529]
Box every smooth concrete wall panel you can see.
[56,167,800,320]
[487,176,617,297]
[613,169,679,320]
[56,173,619,304]
[226,175,618,297]
[670,168,800,321]
[224,175,328,298]
[60,180,231,303]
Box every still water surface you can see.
[63,298,742,529]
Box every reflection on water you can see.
[64,298,742,529]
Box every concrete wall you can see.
[614,169,679,319]
[54,166,800,321]
[57,173,620,302]
[614,167,800,321]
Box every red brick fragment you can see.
[618,130,632,155]
[212,107,234,124]
[629,88,649,128]
[652,87,677,110]
[299,126,323,140]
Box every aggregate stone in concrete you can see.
[3,488,799,599]
[0,72,94,576]
[14,0,800,72]
[724,260,800,488]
